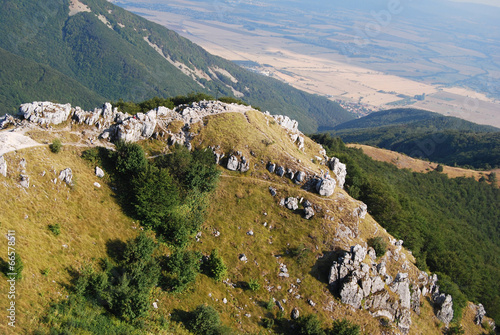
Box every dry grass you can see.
[348,144,500,187]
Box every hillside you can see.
[346,143,500,187]
[0,100,496,334]
[329,108,500,170]
[0,0,354,132]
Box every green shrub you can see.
[81,147,100,164]
[368,237,387,257]
[204,250,227,282]
[262,318,274,329]
[49,138,62,153]
[328,318,360,335]
[436,164,444,172]
[163,250,201,293]
[48,223,61,236]
[265,298,274,311]
[445,323,465,335]
[248,278,261,291]
[187,304,222,335]
[295,314,325,335]
[113,141,147,176]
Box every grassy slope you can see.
[0,111,490,334]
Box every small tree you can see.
[328,319,360,335]
[436,164,444,172]
[368,237,387,257]
[50,139,62,153]
[204,249,227,282]
[187,304,222,335]
[248,278,261,291]
[295,314,325,335]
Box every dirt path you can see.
[0,130,43,156]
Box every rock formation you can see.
[328,157,347,189]
[316,178,336,197]
[58,168,73,185]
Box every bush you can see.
[187,304,222,335]
[368,237,387,257]
[436,164,444,172]
[113,141,147,177]
[50,138,62,153]
[328,319,360,335]
[163,250,201,293]
[265,298,274,311]
[295,314,325,335]
[248,278,261,291]
[48,223,61,236]
[262,318,274,329]
[204,250,227,282]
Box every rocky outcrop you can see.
[354,202,368,219]
[434,294,453,325]
[316,178,336,197]
[267,162,276,173]
[272,115,299,133]
[295,171,306,183]
[474,303,486,325]
[226,153,250,172]
[0,155,6,177]
[58,168,73,186]
[291,307,300,320]
[328,157,347,189]
[285,197,298,211]
[95,166,104,178]
[227,155,239,171]
[19,102,72,125]
[304,202,315,219]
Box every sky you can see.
[450,0,500,7]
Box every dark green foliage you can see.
[49,139,62,153]
[330,108,500,169]
[81,147,100,165]
[445,324,465,335]
[131,165,179,229]
[312,133,500,324]
[265,298,275,311]
[203,250,227,282]
[368,237,387,257]
[328,319,360,335]
[290,243,311,265]
[295,315,326,335]
[113,141,148,177]
[163,250,201,293]
[262,318,274,329]
[48,223,61,236]
[436,164,444,172]
[186,305,223,335]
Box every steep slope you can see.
[0,0,354,132]
[329,108,500,169]
[0,47,105,114]
[0,101,495,334]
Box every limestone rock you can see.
[291,307,300,320]
[411,285,422,315]
[354,202,368,219]
[304,206,315,220]
[19,101,72,125]
[285,197,298,211]
[272,115,299,132]
[474,303,486,325]
[295,171,305,183]
[58,168,73,185]
[239,156,249,172]
[227,155,239,171]
[390,274,411,309]
[95,166,105,178]
[371,276,385,294]
[0,114,16,129]
[19,174,29,188]
[329,157,347,189]
[275,165,285,177]
[351,244,367,264]
[396,308,412,334]
[267,162,276,173]
[94,182,101,188]
[316,178,336,197]
[239,254,248,262]
[340,276,363,309]
[0,155,6,177]
[435,294,453,325]
[269,187,277,196]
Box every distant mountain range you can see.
[328,108,500,169]
[0,0,353,133]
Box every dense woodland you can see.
[329,108,500,170]
[312,134,500,325]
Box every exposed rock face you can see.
[285,197,298,211]
[340,276,364,309]
[0,114,16,128]
[95,166,104,178]
[58,168,73,185]
[272,115,299,133]
[0,155,6,177]
[295,171,305,183]
[474,303,486,325]
[240,156,250,172]
[328,157,347,189]
[354,202,368,219]
[19,102,72,125]
[227,155,239,171]
[435,294,454,325]
[316,178,336,197]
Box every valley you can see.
[114,0,500,127]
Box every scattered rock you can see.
[291,308,300,320]
[285,197,298,210]
[95,166,105,178]
[308,299,316,307]
[267,162,276,173]
[295,171,306,183]
[276,300,285,311]
[269,187,277,196]
[275,166,285,177]
[239,254,248,262]
[316,178,336,197]
[354,202,368,219]
[19,158,27,170]
[153,302,158,309]
[58,168,73,185]
[304,206,315,219]
[223,298,228,304]
[94,182,101,188]
[247,230,254,236]
[19,174,29,188]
